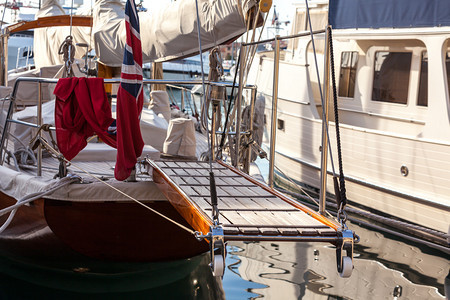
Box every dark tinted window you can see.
[372,52,412,104]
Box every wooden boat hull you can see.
[0,191,208,267]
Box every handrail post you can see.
[181,88,185,111]
[268,35,280,188]
[234,44,246,168]
[243,87,257,173]
[211,98,218,161]
[319,26,331,214]
[0,34,8,86]
[37,81,42,176]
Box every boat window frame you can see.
[417,51,428,107]
[338,51,358,99]
[445,48,450,106]
[371,50,413,105]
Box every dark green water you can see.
[0,223,447,299]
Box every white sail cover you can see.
[35,0,257,68]
[33,0,92,68]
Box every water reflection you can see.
[0,253,224,300]
[0,222,447,299]
[225,221,448,299]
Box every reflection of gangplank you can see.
[149,159,355,278]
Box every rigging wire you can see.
[19,127,196,234]
[304,0,336,177]
[216,9,269,159]
[194,0,219,224]
[1,0,8,26]
[62,157,195,234]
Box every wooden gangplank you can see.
[149,159,341,243]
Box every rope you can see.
[63,158,196,234]
[216,51,241,158]
[0,176,79,233]
[15,128,196,235]
[216,8,269,160]
[58,36,75,78]
[194,0,219,224]
[328,27,347,207]
[200,47,223,132]
[277,186,449,252]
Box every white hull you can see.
[248,20,450,234]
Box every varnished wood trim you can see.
[149,160,213,236]
[5,16,93,34]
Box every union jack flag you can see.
[114,0,144,181]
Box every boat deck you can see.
[150,159,340,242]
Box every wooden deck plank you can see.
[259,227,280,235]
[151,159,338,240]
[217,197,250,209]
[220,210,251,225]
[237,211,273,227]
[223,227,240,235]
[188,196,211,210]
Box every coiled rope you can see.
[58,36,75,78]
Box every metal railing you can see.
[239,27,329,212]
[0,77,256,176]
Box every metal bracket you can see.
[209,225,225,277]
[336,229,354,278]
[195,225,226,277]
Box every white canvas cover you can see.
[33,0,92,68]
[149,90,171,122]
[0,165,167,202]
[33,0,258,68]
[140,107,169,152]
[163,118,196,157]
[7,65,64,106]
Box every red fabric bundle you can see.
[54,77,143,181]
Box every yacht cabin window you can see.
[338,51,358,98]
[418,51,428,107]
[372,51,412,104]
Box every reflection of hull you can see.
[228,221,448,299]
[0,249,224,296]
[0,190,209,270]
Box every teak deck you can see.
[150,159,340,242]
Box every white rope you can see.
[0,176,78,233]
[61,157,196,235]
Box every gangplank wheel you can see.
[340,256,353,278]
[212,254,225,277]
[336,229,354,278]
